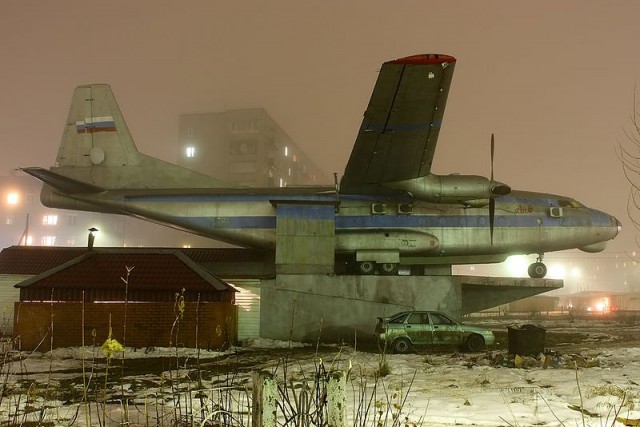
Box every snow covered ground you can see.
[1,316,639,426]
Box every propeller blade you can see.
[490,133,495,182]
[489,196,495,246]
[490,133,495,245]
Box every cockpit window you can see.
[558,199,583,208]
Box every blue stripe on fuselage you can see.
[169,213,588,230]
[126,192,605,229]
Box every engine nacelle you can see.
[383,174,511,205]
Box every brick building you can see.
[12,248,237,350]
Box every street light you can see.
[88,227,99,249]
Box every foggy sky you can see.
[1,0,640,254]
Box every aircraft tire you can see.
[392,338,412,354]
[528,262,547,278]
[358,261,376,275]
[379,263,398,275]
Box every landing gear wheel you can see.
[379,263,398,275]
[392,338,412,354]
[528,262,547,278]
[466,334,486,352]
[358,261,376,275]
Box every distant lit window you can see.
[43,214,58,225]
[187,127,194,137]
[6,192,19,205]
[288,168,292,177]
[279,178,284,187]
[185,146,196,158]
[183,244,192,248]
[284,146,289,157]
[25,235,32,245]
[42,236,56,246]
[5,216,13,225]
[293,154,297,162]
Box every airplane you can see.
[21,53,621,278]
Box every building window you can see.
[230,119,258,133]
[42,236,56,246]
[187,127,194,137]
[68,214,77,226]
[5,216,13,225]
[284,146,289,157]
[43,214,58,225]
[185,146,196,158]
[25,193,35,204]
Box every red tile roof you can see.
[0,246,88,275]
[0,246,270,275]
[16,249,234,292]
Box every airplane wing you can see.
[340,54,456,194]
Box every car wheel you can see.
[392,338,412,354]
[466,334,485,352]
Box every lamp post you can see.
[88,227,99,249]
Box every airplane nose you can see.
[613,216,622,236]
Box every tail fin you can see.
[50,84,230,189]
[56,84,140,168]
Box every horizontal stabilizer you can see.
[20,167,104,194]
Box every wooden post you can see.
[327,370,347,427]
[252,371,277,427]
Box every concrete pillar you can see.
[252,371,277,427]
[275,203,335,274]
[327,370,347,426]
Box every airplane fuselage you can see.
[42,184,619,268]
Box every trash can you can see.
[508,324,546,355]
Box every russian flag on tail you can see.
[75,116,116,133]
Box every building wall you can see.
[178,109,329,187]
[231,280,261,342]
[14,301,236,351]
[0,274,29,335]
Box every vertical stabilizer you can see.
[56,84,140,168]
[49,84,232,190]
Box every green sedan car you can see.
[375,311,495,354]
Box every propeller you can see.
[489,133,495,246]
[487,133,512,245]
